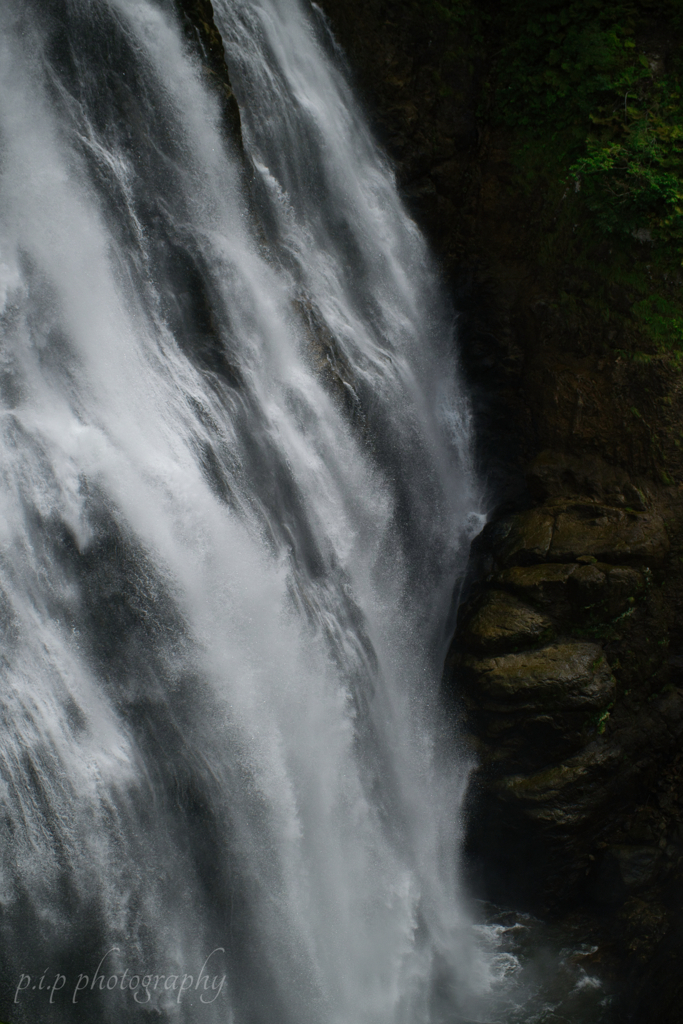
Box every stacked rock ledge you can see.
[447,451,682,919]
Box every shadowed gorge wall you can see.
[314,1,683,1019]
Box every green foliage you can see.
[422,0,683,367]
[596,706,612,734]
[424,2,683,255]
[571,75,683,245]
[426,0,475,31]
[485,1,683,251]
[632,295,683,351]
[492,4,641,133]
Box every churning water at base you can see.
[0,0,526,1021]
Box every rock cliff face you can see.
[453,471,676,902]
[454,462,683,1018]
[315,0,683,1019]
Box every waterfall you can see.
[0,1,488,1021]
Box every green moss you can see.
[595,703,614,734]
[632,295,683,353]
[428,2,683,363]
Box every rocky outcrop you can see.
[443,451,683,1023]
[449,460,683,918]
[503,503,668,566]
[459,590,553,653]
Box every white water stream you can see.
[0,1,501,1021]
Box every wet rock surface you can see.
[451,480,680,884]
[447,471,683,1021]
[459,590,553,653]
[497,502,669,568]
[549,504,669,566]
[463,641,613,712]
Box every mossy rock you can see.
[498,509,554,566]
[498,503,668,568]
[462,641,615,713]
[471,707,603,768]
[528,450,647,509]
[460,590,553,653]
[491,741,623,827]
[549,505,669,565]
[495,562,578,616]
[568,562,646,620]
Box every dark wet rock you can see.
[567,562,646,621]
[462,642,613,713]
[599,563,645,606]
[495,501,668,572]
[569,562,606,592]
[463,682,683,910]
[593,845,661,904]
[459,590,553,654]
[498,509,554,566]
[459,641,615,778]
[495,562,578,617]
[490,741,622,826]
[466,708,596,768]
[450,488,673,912]
[623,902,683,1023]
[464,739,625,909]
[549,504,669,566]
[527,450,649,510]
[494,561,646,624]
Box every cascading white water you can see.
[0,1,493,1021]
